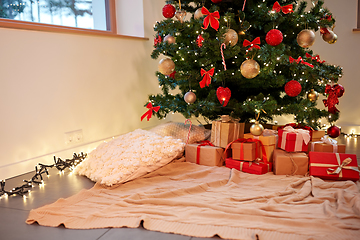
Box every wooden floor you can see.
[0,134,358,240]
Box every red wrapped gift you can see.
[278,124,311,152]
[225,157,273,175]
[309,152,360,181]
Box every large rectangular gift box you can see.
[309,152,359,181]
[278,125,311,152]
[225,157,272,175]
[309,142,346,153]
[273,149,309,176]
[185,142,224,167]
[231,142,256,161]
[244,131,277,162]
[211,120,244,148]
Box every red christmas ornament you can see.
[216,87,231,107]
[285,80,302,97]
[266,29,283,46]
[323,84,345,114]
[327,125,340,138]
[196,34,204,47]
[162,4,176,18]
[153,34,162,47]
[211,0,223,3]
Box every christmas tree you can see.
[147,0,343,130]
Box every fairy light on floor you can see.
[0,152,87,198]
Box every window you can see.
[0,0,146,39]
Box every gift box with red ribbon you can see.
[231,141,257,161]
[211,117,244,148]
[224,138,272,174]
[185,141,224,167]
[225,158,273,175]
[309,152,359,181]
[278,124,311,152]
[244,130,277,162]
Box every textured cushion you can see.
[149,122,211,144]
[74,129,185,186]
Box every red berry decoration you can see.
[285,80,302,97]
[327,125,340,138]
[211,0,223,3]
[216,86,231,107]
[162,4,176,18]
[266,29,283,46]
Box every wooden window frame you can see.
[0,0,148,40]
[354,0,360,32]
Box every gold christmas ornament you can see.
[296,29,316,48]
[194,8,203,19]
[322,30,335,42]
[184,91,196,104]
[158,58,175,75]
[250,121,264,136]
[328,33,338,44]
[307,89,319,102]
[240,59,260,79]
[223,29,239,47]
[164,34,176,44]
[175,9,186,23]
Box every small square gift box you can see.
[244,129,277,162]
[309,152,360,181]
[309,135,346,153]
[273,149,309,176]
[211,115,245,148]
[185,140,224,167]
[231,141,257,161]
[278,124,311,152]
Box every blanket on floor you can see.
[26,161,360,240]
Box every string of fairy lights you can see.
[0,152,87,199]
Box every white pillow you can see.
[74,129,185,186]
[149,122,211,144]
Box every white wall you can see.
[0,0,167,179]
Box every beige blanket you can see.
[26,161,360,240]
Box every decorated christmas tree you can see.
[146,0,343,133]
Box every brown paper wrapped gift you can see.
[273,149,309,176]
[311,130,326,142]
[231,142,257,161]
[211,120,244,148]
[309,142,346,153]
[185,143,224,167]
[244,131,277,162]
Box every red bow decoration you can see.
[272,1,293,14]
[289,56,314,68]
[216,86,231,107]
[243,37,261,51]
[196,140,215,164]
[153,35,162,46]
[323,84,345,114]
[196,34,204,47]
[141,102,161,121]
[200,68,214,88]
[305,53,325,64]
[201,7,220,31]
[321,14,332,21]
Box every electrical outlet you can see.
[64,129,83,145]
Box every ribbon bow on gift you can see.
[281,126,311,152]
[327,154,360,177]
[289,56,314,68]
[201,7,220,31]
[272,1,294,14]
[243,37,261,51]
[262,129,277,136]
[323,84,344,114]
[305,53,325,64]
[141,102,160,121]
[200,68,215,88]
[310,135,338,153]
[196,140,215,164]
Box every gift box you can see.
[244,130,277,162]
[309,152,359,181]
[231,142,257,161]
[185,141,224,167]
[273,149,309,176]
[211,118,244,148]
[311,130,326,142]
[278,125,311,152]
[225,157,272,175]
[308,135,346,153]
